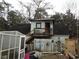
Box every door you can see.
[19,36,26,59]
[45,23,50,33]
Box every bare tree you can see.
[18,0,53,19]
[32,0,53,19]
[65,0,77,17]
[18,1,33,19]
[32,0,53,9]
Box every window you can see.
[15,36,20,48]
[36,23,41,28]
[10,36,15,48]
[9,49,14,59]
[1,51,8,59]
[2,35,10,50]
[15,48,19,59]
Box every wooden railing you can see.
[34,28,50,35]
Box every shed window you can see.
[10,36,15,48]
[2,35,10,50]
[1,51,8,59]
[9,49,14,59]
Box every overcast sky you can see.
[0,0,79,17]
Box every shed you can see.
[0,31,26,59]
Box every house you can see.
[30,18,54,38]
[0,31,26,59]
[29,18,69,52]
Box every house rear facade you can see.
[29,19,69,52]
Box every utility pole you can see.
[77,20,79,43]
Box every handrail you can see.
[33,28,53,36]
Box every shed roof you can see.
[0,31,25,35]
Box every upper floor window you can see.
[36,23,41,28]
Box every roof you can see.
[29,18,54,22]
[0,31,25,35]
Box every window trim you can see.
[36,23,41,29]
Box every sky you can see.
[0,0,79,17]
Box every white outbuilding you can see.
[0,31,26,59]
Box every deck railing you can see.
[34,28,50,35]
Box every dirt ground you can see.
[41,53,67,59]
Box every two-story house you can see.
[29,18,69,52]
[30,18,53,38]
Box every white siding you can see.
[31,22,45,33]
[34,35,69,52]
[41,22,45,28]
[34,39,52,52]
[31,22,45,30]
[51,35,69,52]
[51,35,69,43]
[50,23,53,34]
